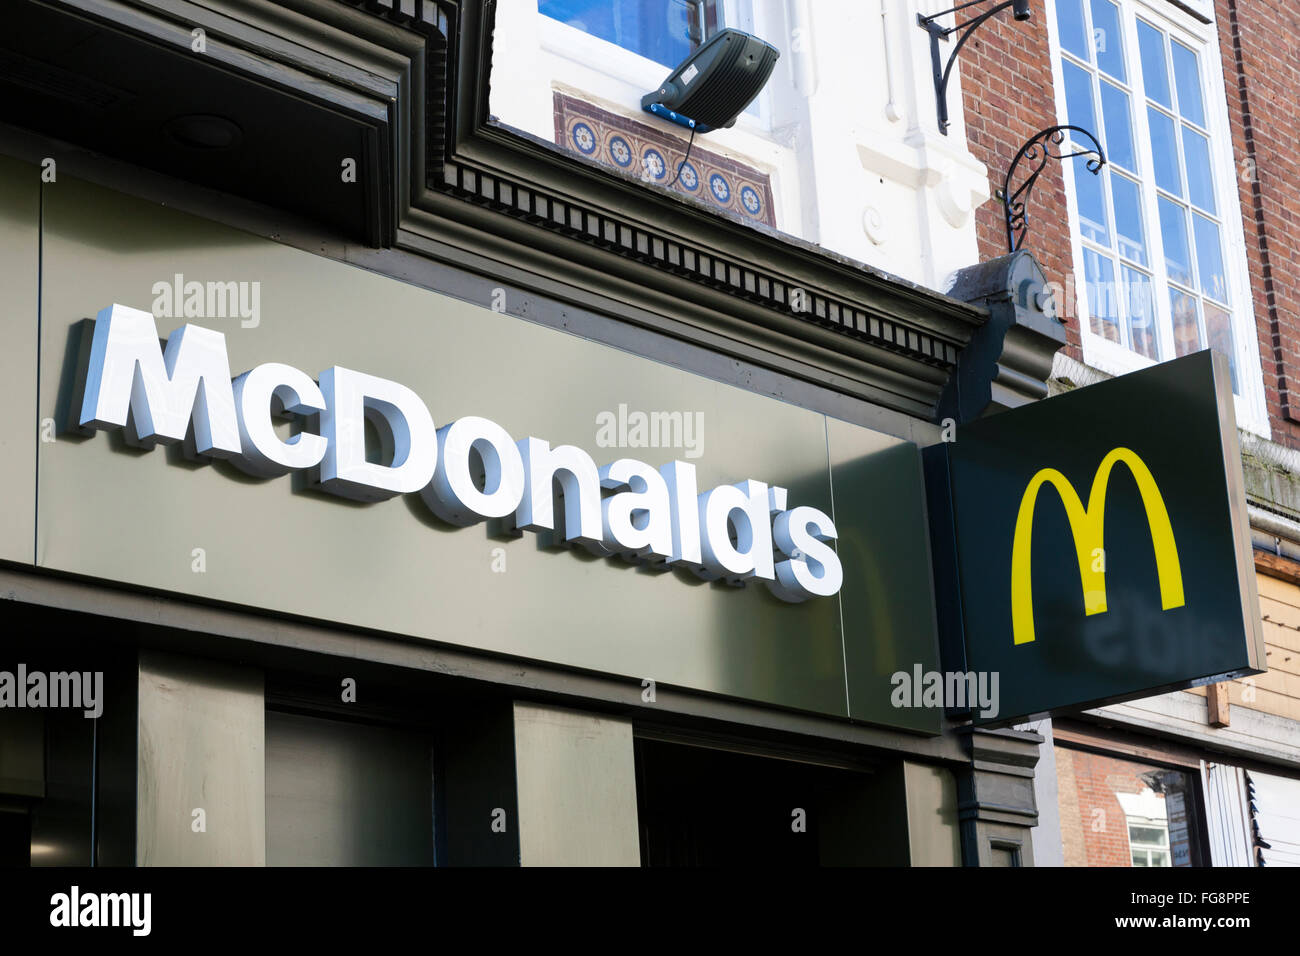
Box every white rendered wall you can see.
[489,0,994,293]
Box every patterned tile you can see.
[554,91,777,228]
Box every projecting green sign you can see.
[938,351,1266,724]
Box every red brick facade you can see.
[1215,0,1300,440]
[962,0,1300,447]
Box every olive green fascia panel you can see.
[0,155,38,564]
[829,419,942,734]
[38,177,857,716]
[136,651,265,865]
[903,762,961,866]
[38,179,842,717]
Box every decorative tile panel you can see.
[554,92,777,229]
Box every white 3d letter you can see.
[768,506,843,602]
[318,366,437,502]
[423,416,526,525]
[515,437,603,548]
[232,363,328,477]
[661,460,702,569]
[79,304,240,457]
[599,458,673,561]
[697,479,775,584]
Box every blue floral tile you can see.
[709,173,731,204]
[641,148,667,180]
[571,122,597,155]
[555,93,775,227]
[608,135,633,167]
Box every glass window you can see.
[1084,247,1120,342]
[1123,266,1158,358]
[1057,0,1090,59]
[1157,197,1193,287]
[1136,20,1170,108]
[539,0,713,67]
[1128,817,1173,867]
[1148,107,1182,195]
[1100,81,1136,171]
[1057,748,1208,867]
[1111,174,1147,265]
[1090,0,1127,81]
[1182,127,1216,213]
[1052,1,1252,403]
[1171,40,1206,127]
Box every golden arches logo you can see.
[1011,447,1185,646]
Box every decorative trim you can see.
[322,0,1003,419]
[1001,125,1105,254]
[434,158,959,368]
[553,92,777,228]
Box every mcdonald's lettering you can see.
[1010,447,1185,646]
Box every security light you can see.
[641,28,780,134]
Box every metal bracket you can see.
[1001,124,1106,253]
[918,0,1031,135]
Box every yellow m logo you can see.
[1011,447,1184,646]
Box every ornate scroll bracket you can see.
[1001,124,1106,253]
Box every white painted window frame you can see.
[1044,0,1268,436]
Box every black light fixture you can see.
[641,28,780,134]
[918,0,1033,135]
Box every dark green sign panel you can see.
[940,351,1265,724]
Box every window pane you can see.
[1064,59,1098,130]
[1149,107,1183,196]
[1137,20,1171,109]
[1170,287,1204,355]
[1100,80,1136,171]
[1084,248,1121,342]
[539,0,700,67]
[1130,825,1168,846]
[1123,267,1159,359]
[1056,0,1090,60]
[1158,197,1193,286]
[1171,40,1206,127]
[1090,0,1126,81]
[1204,301,1241,394]
[1132,851,1148,866]
[1193,213,1229,303]
[1182,126,1216,214]
[1074,155,1111,244]
[1112,174,1147,265]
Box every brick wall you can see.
[962,1,1300,445]
[960,6,1082,360]
[1215,0,1300,445]
[1055,746,1161,866]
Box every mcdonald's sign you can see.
[1010,446,1185,648]
[931,351,1266,725]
